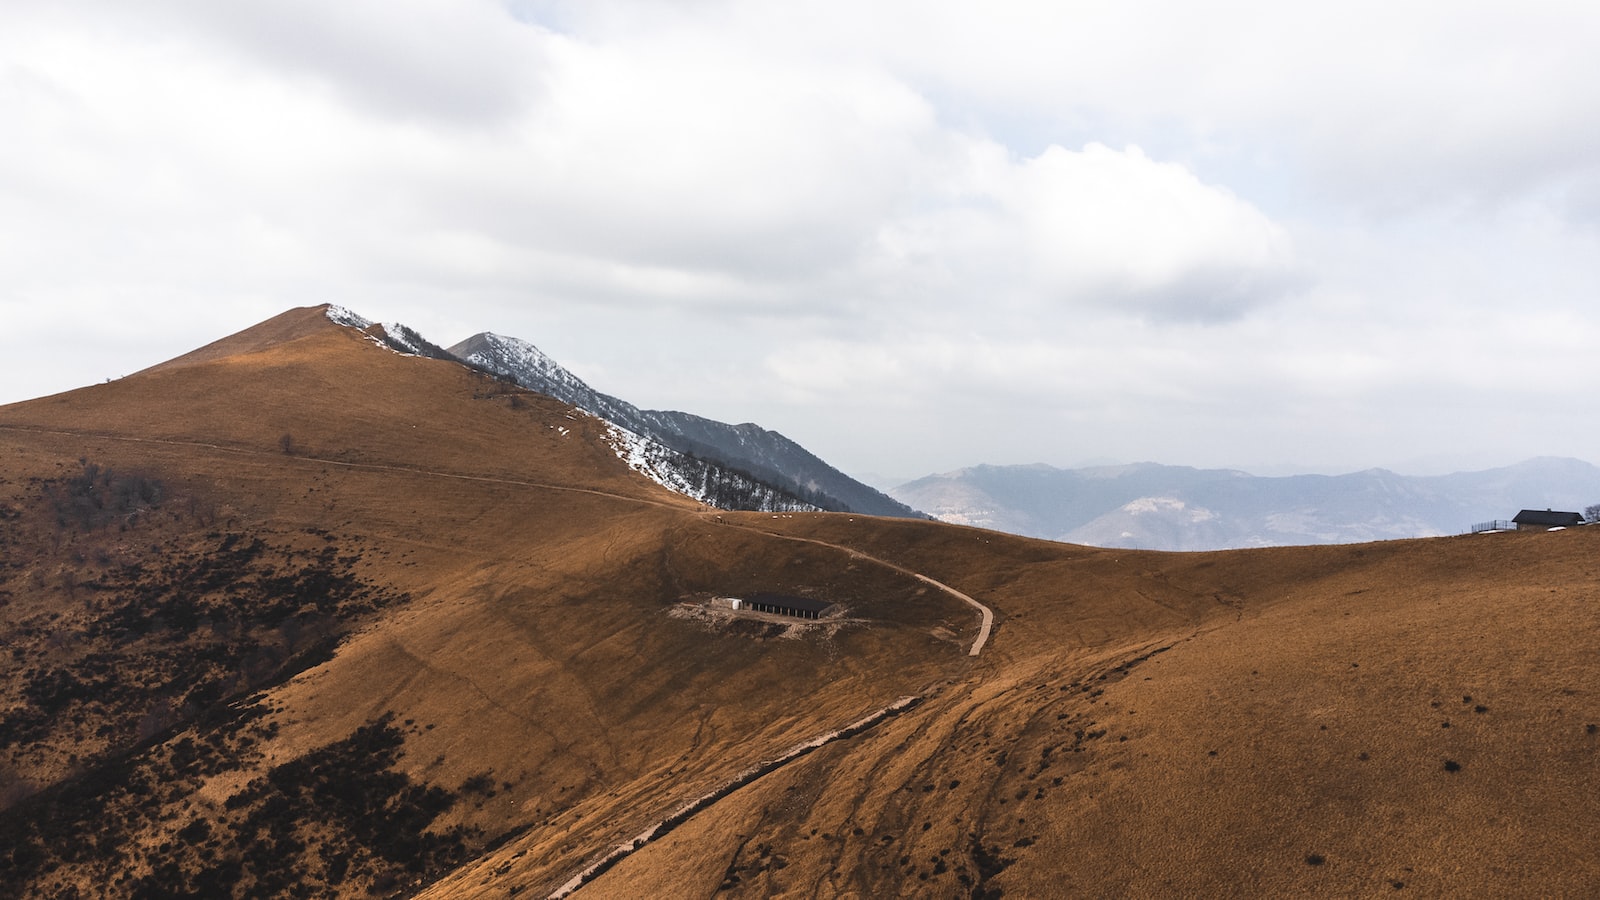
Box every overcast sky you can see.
[4,1,1598,482]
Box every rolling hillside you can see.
[1,306,1597,897]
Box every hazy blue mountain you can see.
[890,458,1600,550]
[449,332,923,519]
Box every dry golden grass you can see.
[2,306,1596,898]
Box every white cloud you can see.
[138,0,547,126]
[1,1,1598,480]
[496,34,943,280]
[802,0,1600,215]
[1002,143,1297,320]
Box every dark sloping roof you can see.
[745,593,835,614]
[1512,509,1584,527]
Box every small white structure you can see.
[728,598,743,611]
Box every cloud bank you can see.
[2,1,1597,478]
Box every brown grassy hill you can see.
[0,308,974,897]
[136,305,352,375]
[579,517,1600,897]
[1,306,1597,898]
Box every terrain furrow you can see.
[548,696,923,898]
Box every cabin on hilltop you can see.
[1511,509,1584,531]
[729,593,836,620]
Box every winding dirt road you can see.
[731,523,994,657]
[914,573,993,656]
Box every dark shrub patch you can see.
[0,521,436,898]
[217,715,471,893]
[0,530,408,757]
[45,461,163,532]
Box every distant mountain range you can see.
[890,458,1600,550]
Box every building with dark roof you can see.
[1511,509,1584,531]
[733,593,836,620]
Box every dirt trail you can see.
[548,696,922,899]
[913,573,993,656]
[725,524,995,657]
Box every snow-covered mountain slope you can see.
[448,333,645,437]
[605,423,818,513]
[322,307,458,361]
[891,459,1600,550]
[450,332,922,519]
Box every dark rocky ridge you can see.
[450,332,924,519]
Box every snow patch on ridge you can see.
[607,423,688,495]
[376,322,433,357]
[454,333,589,399]
[322,306,448,360]
[322,304,392,353]
[324,305,372,329]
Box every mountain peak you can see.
[138,305,354,374]
[448,332,603,412]
[451,332,562,374]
